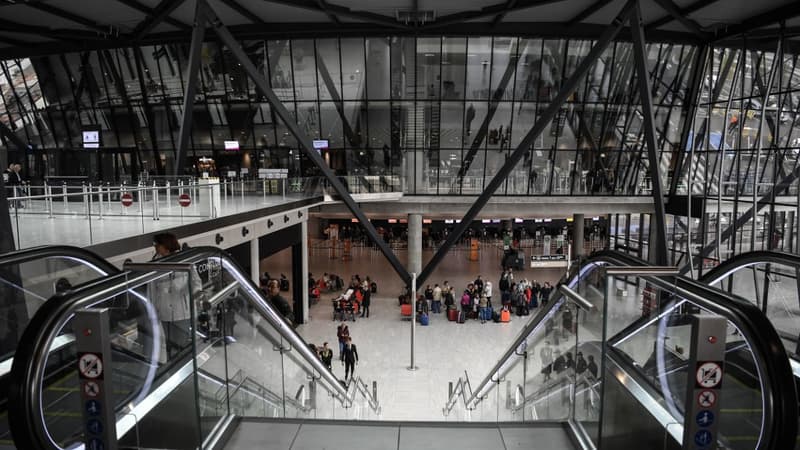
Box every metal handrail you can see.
[7,246,374,450]
[440,250,797,450]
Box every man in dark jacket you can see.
[320,342,333,370]
[267,279,294,325]
[342,337,359,380]
[360,288,371,318]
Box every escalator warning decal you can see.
[697,390,716,408]
[84,381,100,398]
[695,361,722,389]
[78,352,103,380]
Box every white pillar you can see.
[301,218,310,324]
[408,213,423,275]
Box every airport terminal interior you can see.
[2,0,800,449]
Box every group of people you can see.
[331,274,374,321]
[540,345,597,382]
[308,333,360,381]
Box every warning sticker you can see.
[78,353,103,380]
[695,361,723,389]
[697,389,717,408]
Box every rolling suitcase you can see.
[448,308,459,322]
[457,312,466,324]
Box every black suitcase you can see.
[370,281,377,293]
[516,305,530,316]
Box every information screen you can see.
[312,139,329,155]
[224,140,240,151]
[83,131,100,149]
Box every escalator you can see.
[5,247,795,449]
[700,250,800,449]
[0,246,118,450]
[7,247,380,450]
[443,250,797,449]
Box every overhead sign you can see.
[224,140,240,151]
[258,168,289,179]
[83,130,100,149]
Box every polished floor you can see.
[264,245,567,421]
[223,419,575,450]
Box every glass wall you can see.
[0,37,696,196]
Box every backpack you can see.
[370,281,377,293]
[461,293,471,306]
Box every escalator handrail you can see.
[0,245,118,275]
[699,249,800,285]
[7,246,353,450]
[450,250,797,450]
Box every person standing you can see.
[336,323,350,360]
[484,281,493,308]
[432,284,442,314]
[320,342,333,371]
[342,337,359,380]
[150,233,203,360]
[424,285,434,312]
[267,279,294,325]
[473,275,484,294]
[540,342,554,381]
[360,286,371,318]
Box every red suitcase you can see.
[447,308,459,322]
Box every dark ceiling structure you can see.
[0,0,799,58]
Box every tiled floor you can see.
[262,246,565,421]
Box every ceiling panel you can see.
[234,0,333,22]
[48,0,149,30]
[504,0,594,22]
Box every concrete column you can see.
[250,237,260,284]
[408,213,423,277]
[573,213,585,259]
[301,218,310,324]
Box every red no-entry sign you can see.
[121,193,133,207]
[178,193,191,207]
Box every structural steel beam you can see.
[456,39,523,184]
[630,0,668,265]
[25,2,115,35]
[668,45,708,196]
[315,0,341,25]
[424,0,566,29]
[682,164,800,275]
[650,0,708,39]
[565,0,614,26]
[492,0,518,27]
[133,0,187,40]
[114,0,191,30]
[258,0,409,30]
[645,0,719,30]
[315,53,360,147]
[174,0,207,177]
[220,0,266,25]
[204,0,412,285]
[713,3,800,41]
[416,0,634,287]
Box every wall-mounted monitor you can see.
[82,130,100,149]
[312,139,328,155]
[224,140,240,151]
